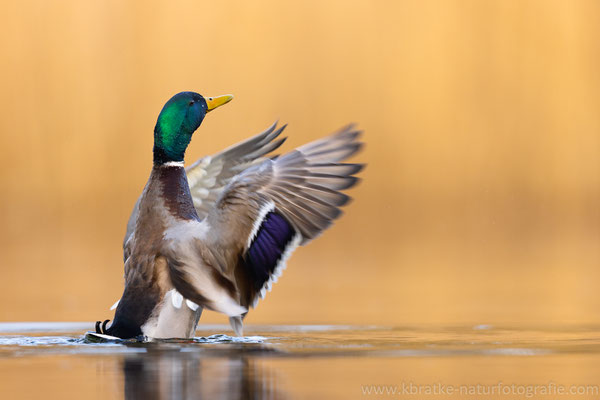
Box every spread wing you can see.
[185,122,287,218]
[196,125,364,310]
[123,123,287,253]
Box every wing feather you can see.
[204,125,364,309]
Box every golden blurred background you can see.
[0,0,598,327]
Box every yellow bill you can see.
[205,94,234,112]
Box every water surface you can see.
[1,323,599,399]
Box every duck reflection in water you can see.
[121,345,286,400]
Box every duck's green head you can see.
[153,91,233,164]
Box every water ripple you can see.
[0,336,80,347]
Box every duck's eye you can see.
[208,97,213,101]
[189,100,195,105]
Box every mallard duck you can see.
[95,91,363,339]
